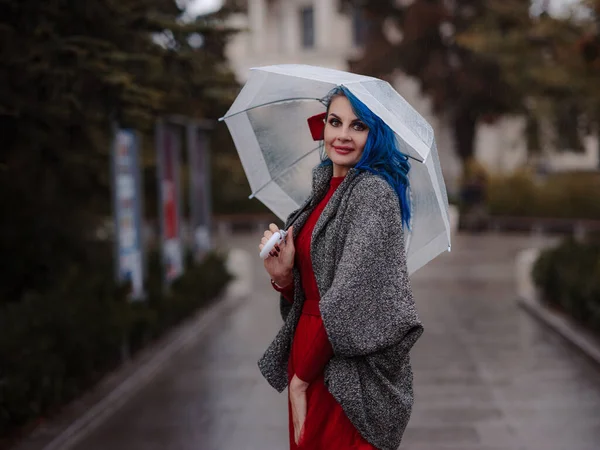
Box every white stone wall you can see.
[226,0,354,83]
[475,117,598,175]
[545,134,599,172]
[475,116,529,175]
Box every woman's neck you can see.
[332,163,350,178]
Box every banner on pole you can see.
[111,128,145,300]
[157,120,184,285]
[187,124,212,261]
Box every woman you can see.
[258,86,423,450]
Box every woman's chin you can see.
[327,153,355,167]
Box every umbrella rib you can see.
[248,145,322,200]
[405,153,423,163]
[219,97,326,121]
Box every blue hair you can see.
[318,86,412,230]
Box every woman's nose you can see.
[337,127,351,141]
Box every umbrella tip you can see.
[218,117,225,122]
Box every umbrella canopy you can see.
[220,64,450,274]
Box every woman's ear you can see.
[307,112,327,141]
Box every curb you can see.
[11,248,253,450]
[515,247,600,367]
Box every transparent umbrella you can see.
[219,64,451,274]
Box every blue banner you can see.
[111,128,145,300]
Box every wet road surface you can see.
[72,233,600,450]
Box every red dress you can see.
[272,175,377,450]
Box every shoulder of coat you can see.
[348,172,402,221]
[351,171,397,200]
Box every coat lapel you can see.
[309,167,362,296]
[311,167,361,245]
[286,164,363,245]
[284,164,363,296]
[285,164,333,241]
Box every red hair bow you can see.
[307,112,327,141]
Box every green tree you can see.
[578,0,600,164]
[457,0,598,154]
[0,0,238,302]
[345,0,517,166]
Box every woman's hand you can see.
[259,223,295,286]
[289,374,309,445]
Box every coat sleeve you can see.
[319,176,423,358]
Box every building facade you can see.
[226,0,363,76]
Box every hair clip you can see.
[307,112,327,141]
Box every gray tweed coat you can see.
[257,163,424,450]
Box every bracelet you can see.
[271,278,292,289]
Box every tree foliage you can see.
[344,0,517,164]
[346,0,600,163]
[0,0,238,302]
[458,0,600,153]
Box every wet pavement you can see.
[71,232,600,450]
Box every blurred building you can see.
[225,0,362,74]
[224,0,598,195]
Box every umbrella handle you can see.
[259,230,287,260]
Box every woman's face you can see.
[324,95,369,177]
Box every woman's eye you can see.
[328,118,340,126]
[353,123,366,131]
